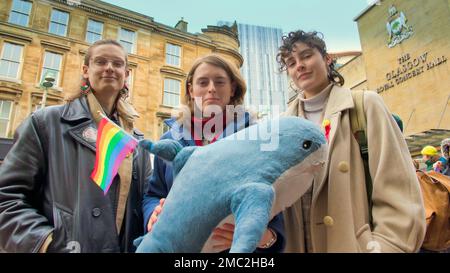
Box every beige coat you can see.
[283,85,426,252]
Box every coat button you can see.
[92,208,101,217]
[323,216,334,226]
[338,161,349,173]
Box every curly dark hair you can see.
[276,30,344,86]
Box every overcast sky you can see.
[103,0,375,52]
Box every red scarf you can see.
[190,114,227,146]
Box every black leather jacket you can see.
[0,97,151,252]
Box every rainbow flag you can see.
[91,117,138,194]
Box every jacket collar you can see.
[312,85,355,205]
[60,97,96,152]
[285,84,355,119]
[284,96,304,117]
[322,84,354,119]
[60,96,92,124]
[61,96,142,153]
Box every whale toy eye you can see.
[302,140,312,150]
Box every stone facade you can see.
[336,54,367,91]
[342,0,450,136]
[0,0,242,140]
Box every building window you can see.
[49,9,69,37]
[119,28,135,54]
[161,121,170,135]
[165,43,181,67]
[0,100,13,138]
[0,43,23,79]
[86,19,103,44]
[163,78,181,107]
[41,51,62,87]
[8,0,32,27]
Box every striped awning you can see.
[406,129,450,157]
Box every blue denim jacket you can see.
[142,112,285,252]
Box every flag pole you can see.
[97,111,140,142]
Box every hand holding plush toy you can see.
[134,117,327,253]
[147,198,165,232]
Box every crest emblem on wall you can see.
[386,5,413,48]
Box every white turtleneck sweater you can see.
[298,83,333,126]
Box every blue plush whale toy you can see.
[135,116,327,253]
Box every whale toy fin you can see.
[139,139,183,162]
[229,183,274,253]
[173,146,197,177]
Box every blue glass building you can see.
[219,22,289,116]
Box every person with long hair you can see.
[142,54,285,252]
[0,39,151,252]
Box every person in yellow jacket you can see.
[421,145,447,172]
[277,30,426,252]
